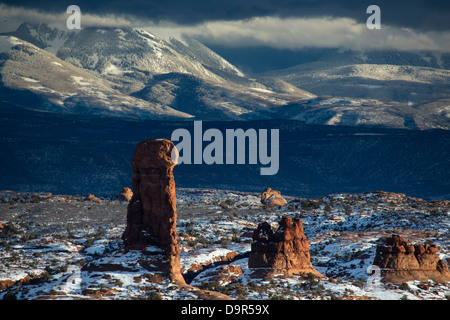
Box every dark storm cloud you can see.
[1,0,449,31]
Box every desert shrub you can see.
[300,200,321,210]
[199,281,229,295]
[218,201,232,211]
[0,222,22,238]
[246,281,270,297]
[229,283,248,299]
[353,278,366,289]
[224,199,234,206]
[148,291,163,300]
[399,282,410,292]
[30,194,41,203]
[20,232,39,242]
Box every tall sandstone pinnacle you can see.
[248,215,323,278]
[121,138,184,284]
[373,234,450,284]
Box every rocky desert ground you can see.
[0,187,449,301]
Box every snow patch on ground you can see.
[0,189,448,300]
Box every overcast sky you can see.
[1,0,449,30]
[1,1,449,72]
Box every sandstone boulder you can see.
[85,193,102,203]
[121,138,184,284]
[248,215,323,278]
[260,187,287,206]
[373,234,450,284]
[118,187,133,201]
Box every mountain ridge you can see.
[262,48,450,106]
[1,23,315,121]
[1,23,449,130]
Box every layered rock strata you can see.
[373,234,450,284]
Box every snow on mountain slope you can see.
[167,33,246,80]
[53,25,314,118]
[417,99,450,121]
[2,23,315,121]
[269,96,450,130]
[56,26,224,84]
[1,23,70,55]
[349,64,450,84]
[0,35,24,53]
[0,35,193,119]
[263,49,450,106]
[259,49,450,129]
[2,23,448,128]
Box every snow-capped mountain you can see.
[57,27,225,83]
[1,23,449,129]
[1,23,314,121]
[0,35,192,119]
[258,48,450,129]
[1,22,70,55]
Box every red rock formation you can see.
[373,234,450,284]
[85,193,102,203]
[260,187,287,206]
[248,215,323,278]
[0,271,51,291]
[121,138,184,283]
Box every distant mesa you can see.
[248,215,324,279]
[373,234,450,284]
[260,187,287,207]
